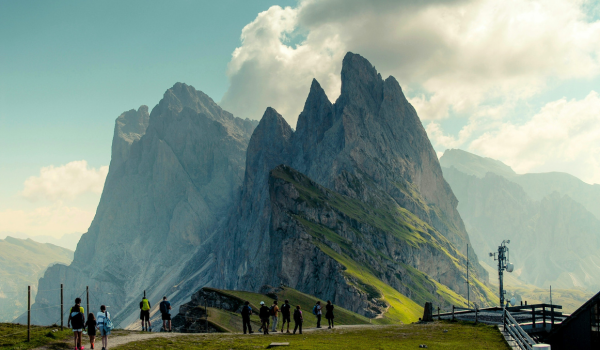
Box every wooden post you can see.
[532,307,536,328]
[452,305,455,321]
[551,305,555,328]
[475,306,478,324]
[144,290,146,298]
[437,306,440,320]
[543,306,546,328]
[27,286,31,342]
[61,284,64,331]
[86,286,89,318]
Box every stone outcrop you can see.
[28,83,257,327]
[218,53,491,319]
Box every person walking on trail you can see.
[313,301,322,328]
[140,296,152,331]
[97,305,111,350]
[293,305,303,335]
[68,297,85,350]
[259,301,271,335]
[241,301,253,334]
[270,300,279,332]
[280,299,291,333]
[159,296,172,332]
[85,313,97,349]
[325,300,335,329]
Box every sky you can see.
[1,0,599,238]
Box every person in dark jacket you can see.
[259,301,270,335]
[85,313,97,349]
[293,305,303,335]
[280,299,291,333]
[241,301,254,334]
[325,300,335,328]
[315,301,322,328]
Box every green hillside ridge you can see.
[0,237,73,322]
[209,287,370,329]
[271,166,495,323]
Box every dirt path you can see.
[105,331,195,348]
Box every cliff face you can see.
[220,53,492,320]
[441,152,600,291]
[30,83,256,326]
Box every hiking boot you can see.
[328,326,331,329]
[149,328,152,332]
[286,330,290,334]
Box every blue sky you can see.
[1,0,599,238]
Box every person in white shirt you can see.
[96,305,111,350]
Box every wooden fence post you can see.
[61,284,64,331]
[452,305,455,321]
[27,286,31,342]
[86,286,89,318]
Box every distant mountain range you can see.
[28,53,493,327]
[0,232,82,251]
[441,149,600,292]
[0,237,73,321]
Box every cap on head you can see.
[260,301,265,305]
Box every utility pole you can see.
[490,240,513,307]
[466,244,470,309]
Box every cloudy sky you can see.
[1,0,599,238]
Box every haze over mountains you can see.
[0,232,82,251]
[27,53,493,327]
[0,237,73,321]
[441,149,600,292]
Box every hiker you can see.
[140,296,152,331]
[280,299,291,333]
[159,296,172,332]
[67,297,85,350]
[325,300,335,328]
[241,301,253,334]
[259,301,271,335]
[313,301,322,328]
[293,305,303,334]
[97,305,111,350]
[85,313,97,349]
[270,300,279,332]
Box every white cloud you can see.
[221,0,600,125]
[21,160,108,201]
[0,202,94,237]
[469,91,600,184]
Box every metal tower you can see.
[490,240,513,307]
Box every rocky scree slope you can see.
[28,83,257,326]
[441,150,600,291]
[218,53,493,322]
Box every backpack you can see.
[312,305,317,315]
[103,312,114,333]
[241,305,251,316]
[160,301,167,314]
[270,306,276,316]
[70,306,84,329]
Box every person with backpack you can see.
[280,299,291,333]
[84,313,97,349]
[96,305,112,350]
[139,296,152,331]
[313,301,322,328]
[293,305,303,335]
[270,300,279,333]
[325,300,335,328]
[67,297,85,350]
[240,301,253,334]
[159,296,172,332]
[259,301,270,335]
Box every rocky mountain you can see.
[216,53,493,321]
[29,54,494,327]
[0,237,73,321]
[0,232,82,251]
[441,149,600,291]
[27,83,257,327]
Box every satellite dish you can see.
[510,297,516,306]
[506,263,514,273]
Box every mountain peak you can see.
[339,52,384,112]
[440,149,516,178]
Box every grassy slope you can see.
[0,237,74,321]
[112,321,510,350]
[272,167,494,324]
[213,287,369,329]
[0,323,73,350]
